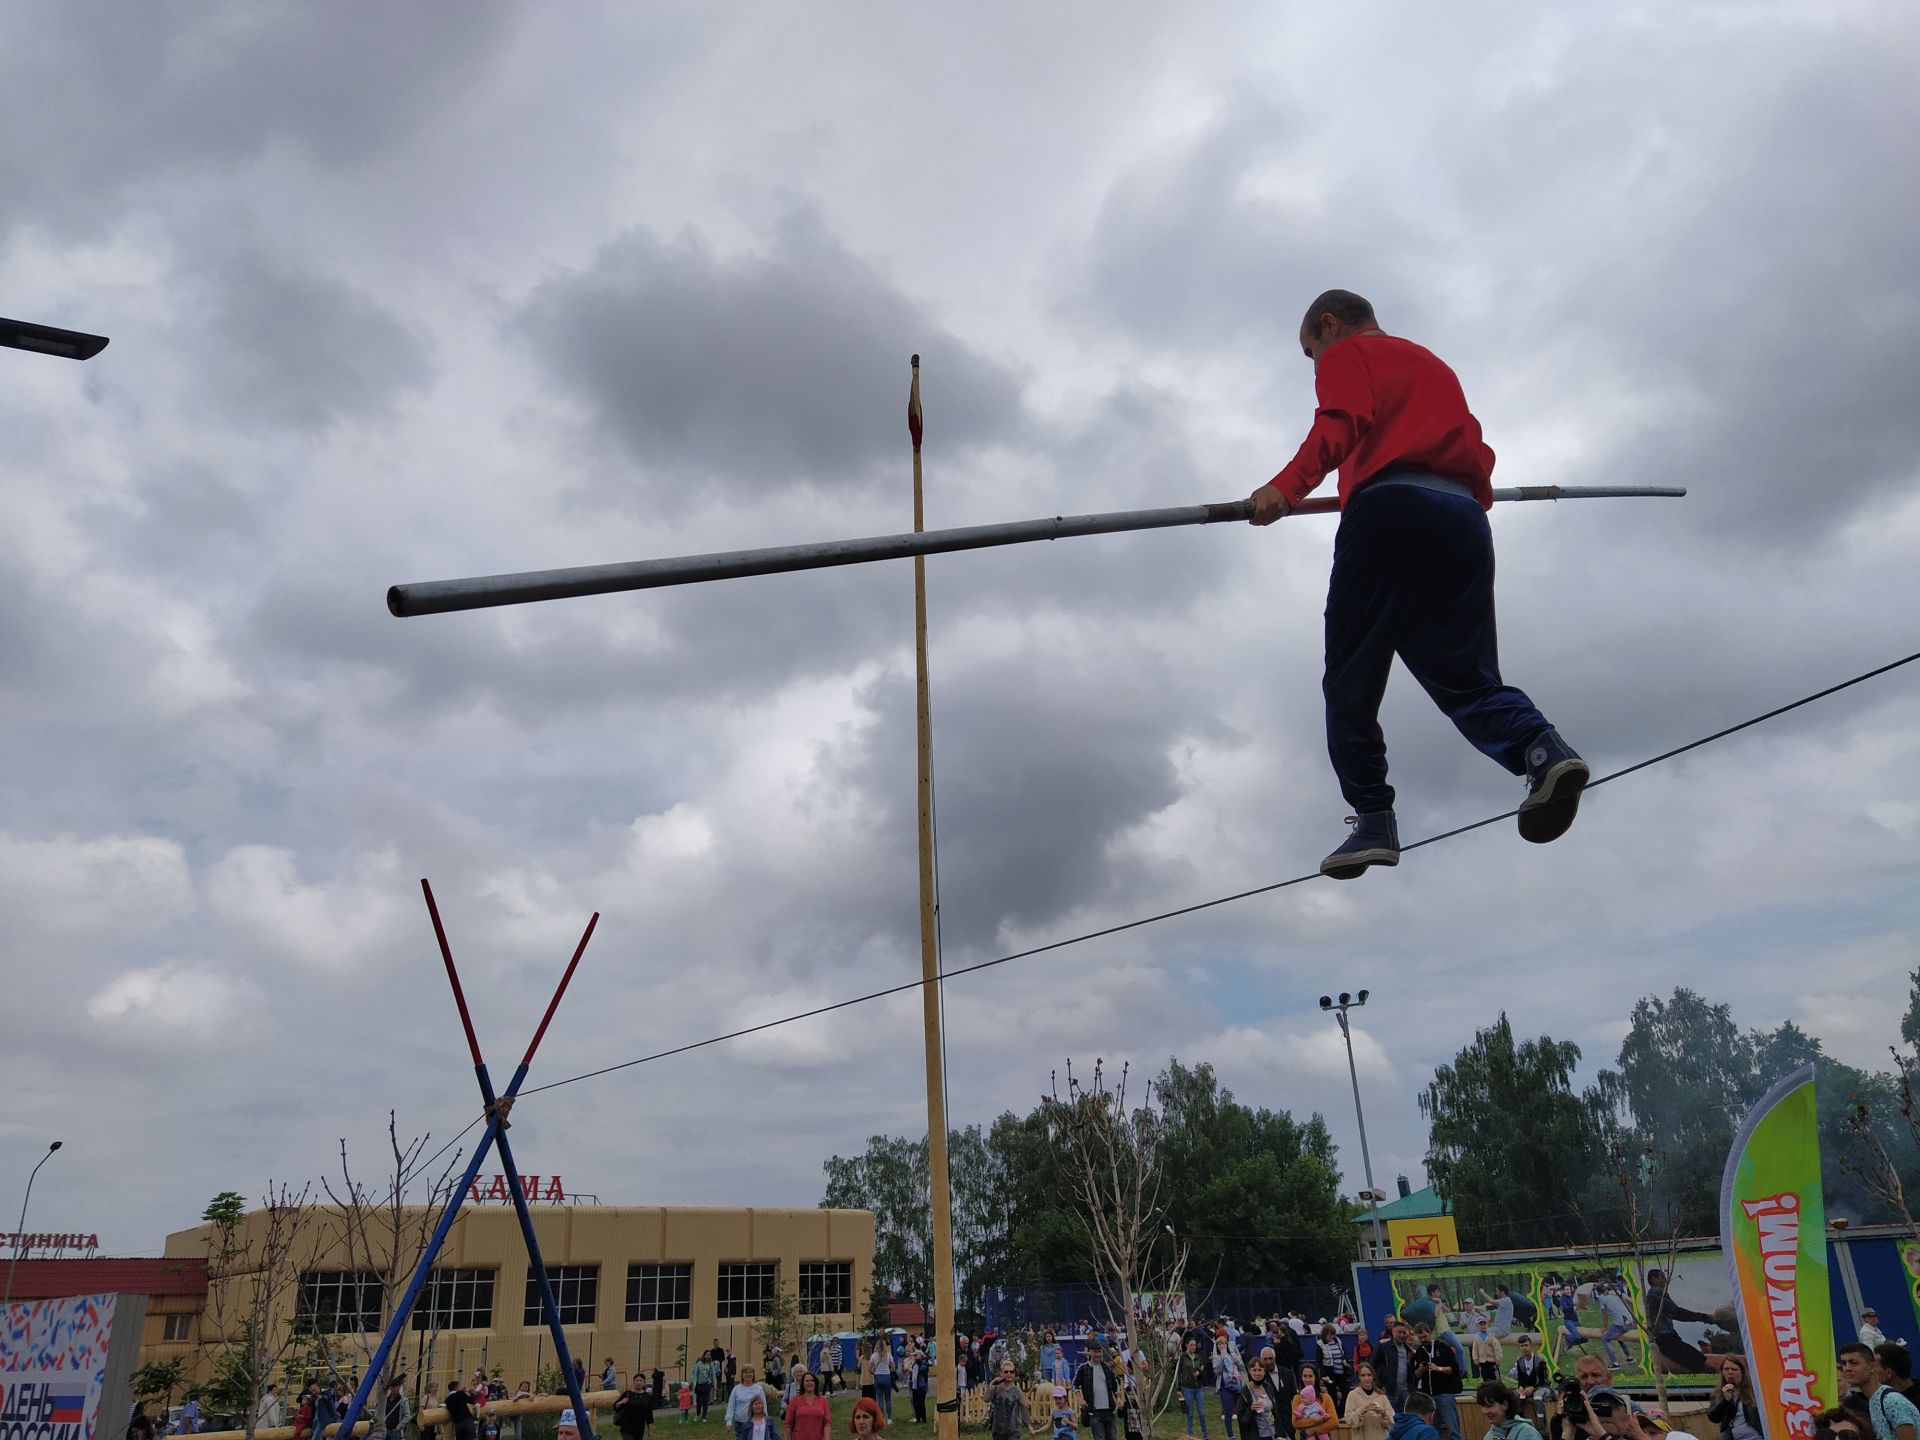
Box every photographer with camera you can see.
[1551,1356,1635,1440]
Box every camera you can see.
[1554,1375,1588,1424]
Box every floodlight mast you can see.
[387,486,1686,617]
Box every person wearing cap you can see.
[1862,1310,1890,1350]
[556,1412,582,1440]
[1046,1387,1077,1440]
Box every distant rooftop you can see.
[1356,1184,1451,1222]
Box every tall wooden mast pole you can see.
[910,354,960,1440]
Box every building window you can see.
[716,1262,777,1319]
[162,1314,193,1342]
[412,1268,496,1331]
[298,1271,383,1333]
[626,1264,692,1323]
[798,1262,852,1316]
[524,1265,599,1326]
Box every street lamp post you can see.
[3,1140,64,1306]
[0,318,109,361]
[1318,992,1386,1260]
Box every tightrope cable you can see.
[515,643,1920,1101]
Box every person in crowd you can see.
[1479,1288,1517,1340]
[129,1406,158,1440]
[616,1373,656,1440]
[726,1368,768,1433]
[1586,1387,1663,1440]
[1291,1363,1337,1439]
[856,1343,876,1402]
[1707,1355,1762,1440]
[1214,1331,1248,1431]
[1869,1346,1920,1440]
[737,1393,779,1440]
[695,1357,716,1420]
[1862,1310,1890,1349]
[1511,1336,1548,1423]
[1478,1381,1543,1440]
[1386,1393,1441,1440]
[1271,1322,1301,1384]
[1472,1320,1502,1383]
[1415,1323,1463,1440]
[1045,1387,1076,1440]
[443,1383,477,1440]
[677,1384,693,1425]
[1821,1408,1869,1440]
[1041,1334,1061,1388]
[849,1397,886,1439]
[1553,1355,1630,1440]
[987,1361,1033,1440]
[575,1362,590,1400]
[1179,1334,1214,1440]
[726,1355,738,1388]
[1315,1325,1350,1411]
[873,1335,895,1419]
[313,1387,337,1440]
[294,1384,318,1440]
[785,1370,831,1440]
[1234,1358,1287,1440]
[1375,1323,1417,1411]
[557,1411,582,1440]
[381,1378,410,1440]
[1119,1377,1148,1440]
[1343,1362,1395,1440]
[1076,1342,1120,1440]
[909,1345,929,1424]
[255,1384,285,1432]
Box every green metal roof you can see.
[1357,1184,1452,1222]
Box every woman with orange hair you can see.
[849,1398,886,1437]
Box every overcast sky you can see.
[4,3,1919,1258]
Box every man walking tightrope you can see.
[1250,290,1588,879]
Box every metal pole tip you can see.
[910,354,920,367]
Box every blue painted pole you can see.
[483,1063,597,1429]
[324,1101,512,1440]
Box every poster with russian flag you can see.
[0,1294,117,1440]
[1721,1066,1836,1440]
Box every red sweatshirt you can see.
[1268,331,1495,510]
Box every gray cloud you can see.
[515,210,1028,508]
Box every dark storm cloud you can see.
[515,211,1028,507]
[0,5,518,234]
[833,651,1188,947]
[188,248,435,432]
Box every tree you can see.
[199,1184,322,1440]
[755,1279,804,1368]
[1903,968,1920,1050]
[822,1135,932,1302]
[1154,1059,1352,1285]
[1043,1059,1190,1423]
[316,1111,466,1383]
[862,1276,892,1339]
[1421,1014,1617,1249]
[131,1359,187,1411]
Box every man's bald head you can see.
[1299,290,1378,359]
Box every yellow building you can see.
[151,1201,876,1391]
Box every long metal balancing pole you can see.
[387,485,1686,617]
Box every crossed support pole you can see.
[330,880,601,1440]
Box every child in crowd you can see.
[1049,1387,1077,1440]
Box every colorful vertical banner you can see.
[1722,1066,1835,1440]
[1,1293,118,1440]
